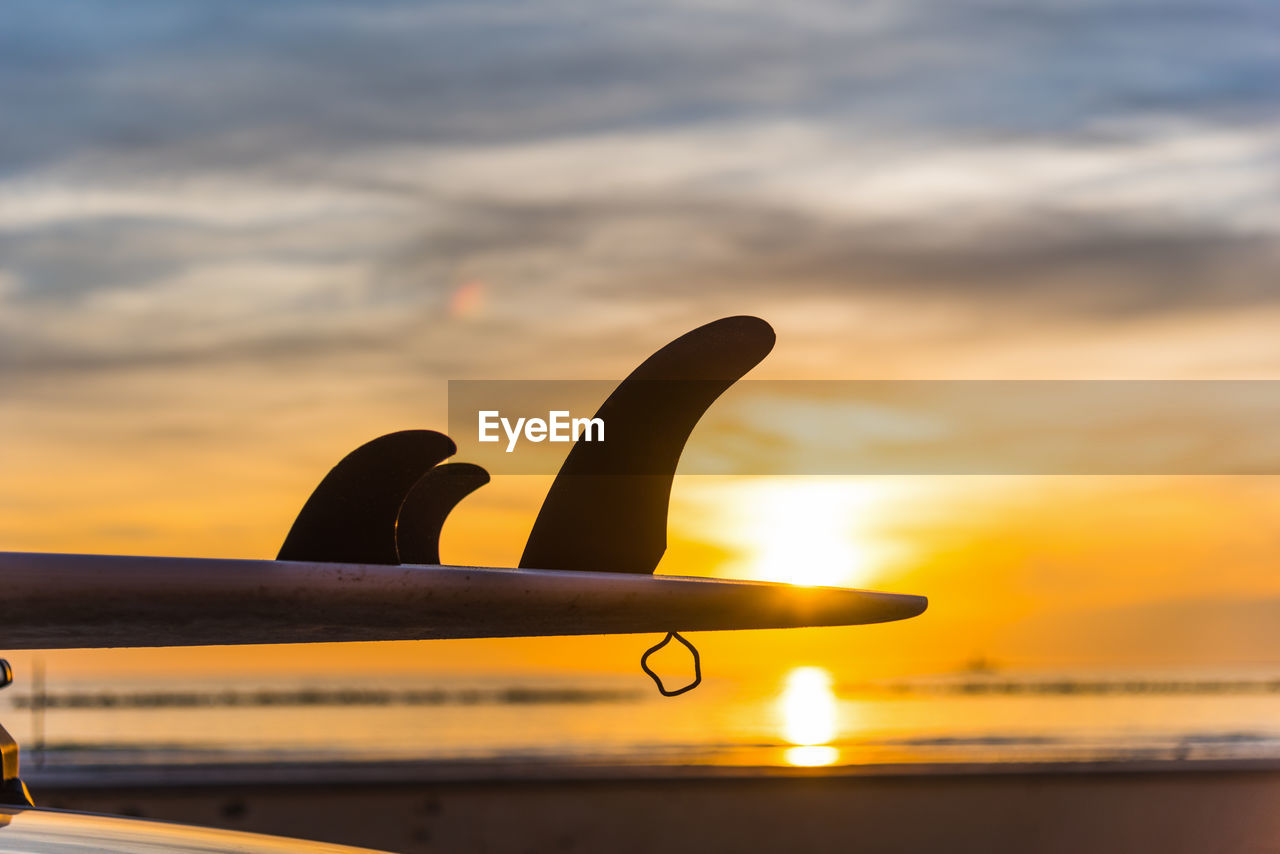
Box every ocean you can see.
[8,666,1280,773]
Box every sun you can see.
[746,480,877,587]
[720,478,900,588]
[668,476,909,588]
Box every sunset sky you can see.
[2,0,1280,689]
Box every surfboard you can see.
[0,551,926,649]
[0,317,928,652]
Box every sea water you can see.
[8,667,1280,772]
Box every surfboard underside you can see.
[0,552,926,649]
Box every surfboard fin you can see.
[278,430,456,565]
[519,315,775,574]
[396,462,490,565]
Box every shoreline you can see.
[27,753,1280,788]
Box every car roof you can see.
[0,806,392,854]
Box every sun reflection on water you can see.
[785,745,840,767]
[779,666,839,767]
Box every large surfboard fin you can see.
[396,462,490,565]
[519,315,775,575]
[278,430,456,564]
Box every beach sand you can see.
[28,759,1280,853]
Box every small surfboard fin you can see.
[396,462,491,565]
[278,430,456,564]
[519,315,775,575]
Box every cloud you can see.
[3,0,1279,392]
[3,0,1278,172]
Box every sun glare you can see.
[702,479,900,588]
[779,666,839,767]
[785,745,840,767]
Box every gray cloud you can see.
[3,0,1278,174]
[2,0,1279,387]
[4,187,1277,385]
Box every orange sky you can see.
[4,1,1280,690]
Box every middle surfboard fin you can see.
[278,430,456,565]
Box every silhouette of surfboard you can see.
[0,551,926,647]
[0,316,928,648]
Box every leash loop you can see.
[640,631,702,697]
